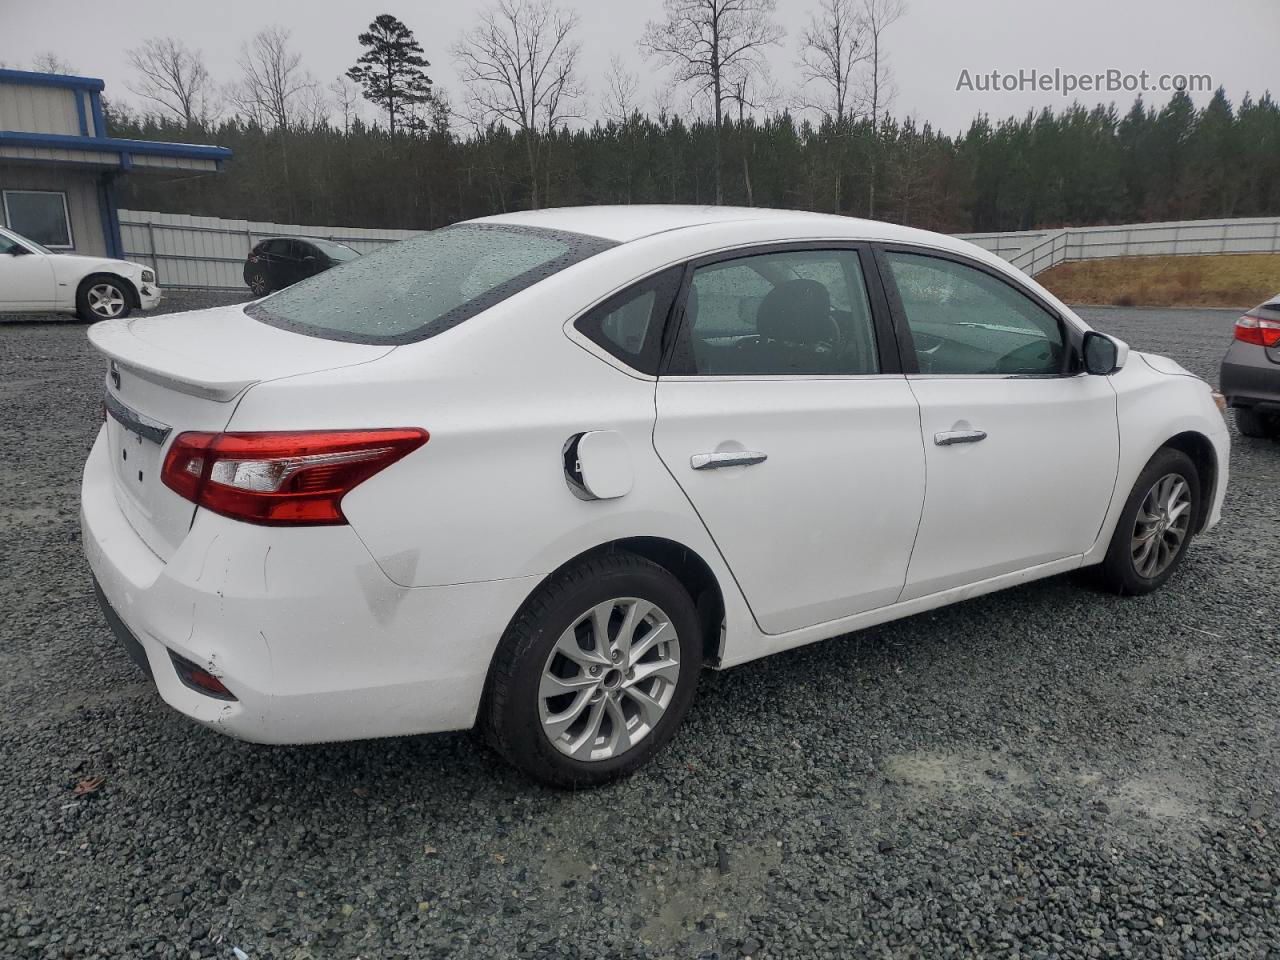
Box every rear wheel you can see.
[1234,406,1276,439]
[247,270,271,297]
[1096,447,1200,595]
[483,552,702,788]
[76,275,132,322]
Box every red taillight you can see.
[161,428,428,526]
[1234,315,1280,348]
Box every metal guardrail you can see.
[119,209,1280,288]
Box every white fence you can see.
[957,217,1280,276]
[119,208,1280,290]
[119,209,420,289]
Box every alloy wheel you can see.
[1131,472,1192,578]
[538,597,681,762]
[88,282,127,319]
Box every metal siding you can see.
[0,82,82,136]
[0,166,107,256]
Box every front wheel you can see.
[76,275,132,322]
[483,552,703,788]
[1096,448,1200,595]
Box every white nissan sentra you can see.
[81,206,1229,786]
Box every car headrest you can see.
[756,279,832,344]
[683,283,699,327]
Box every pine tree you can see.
[346,14,434,138]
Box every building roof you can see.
[0,68,230,172]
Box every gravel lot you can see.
[1,297,1277,960]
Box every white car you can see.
[80,206,1229,786]
[0,225,161,320]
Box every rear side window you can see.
[573,268,682,375]
[247,224,615,344]
[672,248,880,376]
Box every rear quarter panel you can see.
[224,240,754,635]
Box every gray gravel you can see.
[1,302,1277,960]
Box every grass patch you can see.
[1036,253,1280,308]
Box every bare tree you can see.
[640,0,783,204]
[601,56,641,126]
[856,0,906,216]
[328,76,362,134]
[127,37,218,126]
[453,0,582,209]
[30,52,76,75]
[796,0,868,122]
[228,26,318,130]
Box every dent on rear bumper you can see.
[81,429,538,744]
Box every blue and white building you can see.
[0,68,229,258]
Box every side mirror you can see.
[1083,331,1128,375]
[8,245,30,256]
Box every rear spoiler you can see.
[87,319,255,402]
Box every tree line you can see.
[75,0,1280,234]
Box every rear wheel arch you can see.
[492,537,727,678]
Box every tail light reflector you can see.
[161,428,428,525]
[1234,315,1280,348]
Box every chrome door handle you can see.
[690,451,768,470]
[934,429,987,446]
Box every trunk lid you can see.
[88,305,394,560]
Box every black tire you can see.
[1096,447,1200,595]
[75,274,133,322]
[246,270,271,297]
[1234,406,1275,439]
[483,552,703,788]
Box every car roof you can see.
[474,204,971,250]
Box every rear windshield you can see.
[246,224,615,344]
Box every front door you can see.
[877,248,1119,601]
[0,235,55,307]
[653,245,926,635]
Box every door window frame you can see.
[873,243,1085,378]
[2,189,73,250]
[659,241,905,379]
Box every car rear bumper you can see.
[1220,341,1280,410]
[80,427,538,744]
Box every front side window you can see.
[884,251,1065,376]
[3,190,72,249]
[675,248,879,376]
[247,224,615,344]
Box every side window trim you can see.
[658,241,902,378]
[873,243,1082,378]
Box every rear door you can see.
[877,246,1119,600]
[653,244,926,635]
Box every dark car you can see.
[243,237,360,296]
[1220,293,1280,439]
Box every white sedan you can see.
[0,225,161,320]
[80,206,1229,786]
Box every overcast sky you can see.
[1,0,1275,134]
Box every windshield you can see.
[0,227,52,256]
[308,238,360,262]
[247,224,614,344]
